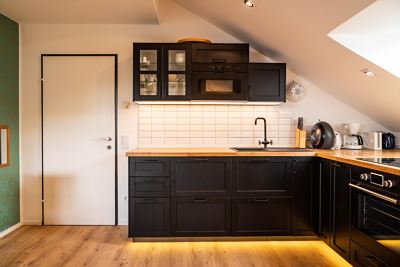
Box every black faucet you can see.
[255,117,273,149]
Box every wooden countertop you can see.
[126,147,400,176]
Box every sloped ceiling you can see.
[0,0,159,24]
[173,0,400,131]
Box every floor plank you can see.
[0,226,351,267]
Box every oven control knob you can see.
[383,180,393,188]
[360,173,369,181]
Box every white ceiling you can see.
[0,0,159,24]
[173,0,400,131]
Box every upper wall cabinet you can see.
[248,63,286,102]
[133,43,191,101]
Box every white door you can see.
[42,56,116,225]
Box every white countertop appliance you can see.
[361,132,382,150]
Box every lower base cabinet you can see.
[171,197,231,236]
[350,241,390,267]
[232,197,291,235]
[129,198,170,237]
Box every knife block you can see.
[296,129,307,148]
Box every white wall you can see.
[20,0,388,225]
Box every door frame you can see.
[40,54,118,225]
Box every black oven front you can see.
[350,169,400,266]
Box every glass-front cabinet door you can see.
[163,44,191,100]
[134,44,162,100]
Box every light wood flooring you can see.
[0,226,351,267]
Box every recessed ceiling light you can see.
[361,68,376,77]
[244,0,254,7]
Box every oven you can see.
[350,166,400,266]
[190,43,249,101]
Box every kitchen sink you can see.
[230,147,310,152]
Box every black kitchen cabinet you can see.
[129,198,170,237]
[232,157,291,196]
[232,197,291,236]
[133,43,191,101]
[248,63,286,102]
[129,157,170,177]
[331,161,351,259]
[191,43,249,63]
[172,157,231,196]
[129,177,170,197]
[292,157,314,236]
[171,197,231,236]
[317,158,332,245]
[350,241,390,267]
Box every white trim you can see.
[22,220,42,225]
[0,222,22,238]
[118,218,128,225]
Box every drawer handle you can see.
[252,198,270,203]
[142,199,159,203]
[193,198,209,203]
[142,159,160,162]
[193,158,209,161]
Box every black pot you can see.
[310,121,335,149]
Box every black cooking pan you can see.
[310,121,335,149]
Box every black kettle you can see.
[382,133,396,149]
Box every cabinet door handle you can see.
[193,198,209,203]
[142,159,160,162]
[252,198,270,203]
[193,158,209,162]
[251,158,270,162]
[331,162,343,168]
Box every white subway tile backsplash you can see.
[137,104,294,147]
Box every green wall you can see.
[0,13,19,232]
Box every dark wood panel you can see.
[331,161,351,259]
[232,197,291,236]
[171,157,231,196]
[171,197,231,236]
[129,198,170,237]
[318,158,332,245]
[350,241,389,267]
[232,157,291,196]
[248,63,286,102]
[292,158,314,235]
[129,157,170,177]
[129,177,170,197]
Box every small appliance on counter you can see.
[310,121,335,149]
[382,132,396,149]
[332,132,342,150]
[361,131,382,150]
[342,123,363,150]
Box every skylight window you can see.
[328,0,400,78]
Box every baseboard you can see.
[118,218,128,225]
[0,222,22,238]
[22,220,42,225]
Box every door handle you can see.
[349,183,398,204]
[105,137,112,141]
[106,145,112,150]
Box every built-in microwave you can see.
[190,43,249,101]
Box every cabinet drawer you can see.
[129,157,170,177]
[172,157,231,196]
[232,157,291,196]
[129,177,170,197]
[351,241,389,267]
[129,198,170,237]
[232,197,291,235]
[171,197,231,236]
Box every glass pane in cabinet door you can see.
[168,50,186,71]
[140,50,157,71]
[140,74,158,96]
[168,74,186,96]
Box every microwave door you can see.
[191,72,248,100]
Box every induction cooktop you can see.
[357,158,400,168]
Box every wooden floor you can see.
[0,226,351,267]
